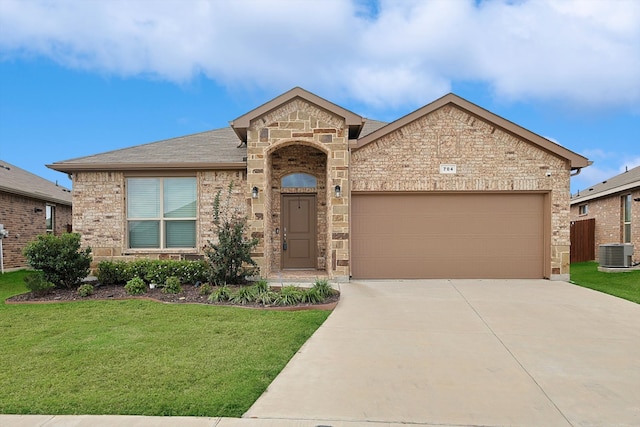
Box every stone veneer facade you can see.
[350,104,572,279]
[246,99,349,280]
[65,91,584,280]
[570,188,640,264]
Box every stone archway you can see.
[268,144,328,275]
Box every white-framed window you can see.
[622,194,631,243]
[45,205,55,233]
[578,204,588,215]
[126,177,197,249]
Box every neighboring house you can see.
[0,160,73,271]
[570,165,640,264]
[48,87,589,281]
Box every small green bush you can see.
[255,290,278,305]
[301,287,323,304]
[162,276,182,294]
[208,286,231,303]
[124,277,146,295]
[277,285,303,306]
[23,271,55,296]
[230,286,256,305]
[253,279,269,293]
[77,284,94,297]
[96,259,208,286]
[204,183,258,285]
[312,279,335,298]
[22,233,92,289]
[198,283,213,296]
[96,260,130,286]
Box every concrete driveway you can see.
[245,279,640,427]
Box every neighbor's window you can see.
[45,205,55,233]
[622,194,631,243]
[281,173,317,188]
[578,204,588,215]
[127,177,197,249]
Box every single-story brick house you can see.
[570,165,639,264]
[0,160,73,271]
[48,87,589,281]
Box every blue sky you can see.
[1,0,639,194]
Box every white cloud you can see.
[1,0,639,111]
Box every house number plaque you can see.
[439,164,457,174]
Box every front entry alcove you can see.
[268,144,328,277]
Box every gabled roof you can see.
[230,87,365,142]
[48,128,247,173]
[0,160,72,205]
[571,164,640,204]
[351,93,590,170]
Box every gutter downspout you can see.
[570,160,594,177]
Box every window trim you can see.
[45,205,55,233]
[126,177,197,249]
[622,194,631,243]
[578,204,588,216]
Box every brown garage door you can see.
[351,193,545,279]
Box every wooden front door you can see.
[282,194,316,269]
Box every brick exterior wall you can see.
[570,188,640,264]
[351,104,572,279]
[0,191,72,270]
[72,170,246,269]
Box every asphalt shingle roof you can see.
[571,164,640,204]
[49,128,246,171]
[0,160,72,205]
[48,119,388,173]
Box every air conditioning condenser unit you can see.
[599,244,634,268]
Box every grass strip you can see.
[0,271,330,416]
[570,261,640,304]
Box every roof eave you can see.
[570,181,640,204]
[47,162,247,173]
[0,185,72,206]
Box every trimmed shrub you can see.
[162,276,182,294]
[124,277,146,295]
[77,284,94,297]
[23,271,55,296]
[22,233,92,289]
[96,261,130,286]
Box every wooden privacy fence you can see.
[570,218,595,263]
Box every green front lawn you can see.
[570,261,640,304]
[0,271,330,417]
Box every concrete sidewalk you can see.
[2,279,639,427]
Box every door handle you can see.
[283,228,287,250]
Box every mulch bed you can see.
[6,283,340,311]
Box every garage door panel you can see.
[351,193,544,279]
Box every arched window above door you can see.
[281,173,317,188]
